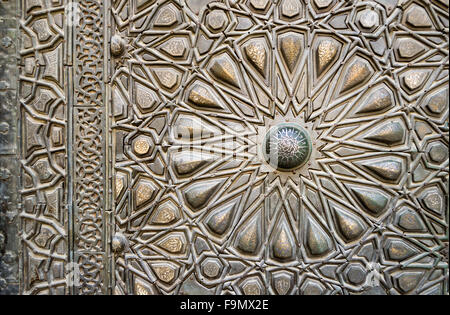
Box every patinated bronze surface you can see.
[0,0,448,295]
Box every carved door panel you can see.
[3,0,448,295]
[108,0,449,295]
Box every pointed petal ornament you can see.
[362,159,403,182]
[316,39,338,76]
[210,55,240,88]
[305,215,332,256]
[237,212,262,254]
[188,83,222,109]
[351,187,389,216]
[364,121,405,146]
[332,205,366,242]
[185,180,223,210]
[245,42,267,77]
[272,224,294,260]
[280,32,302,72]
[340,57,373,94]
[173,152,214,176]
[356,87,393,114]
[206,202,236,235]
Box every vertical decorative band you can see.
[75,0,104,106]
[18,0,69,295]
[73,0,106,294]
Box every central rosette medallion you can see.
[262,123,312,171]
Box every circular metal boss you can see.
[262,123,312,171]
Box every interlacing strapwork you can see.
[109,0,448,295]
[10,0,450,295]
[18,0,107,294]
[19,0,68,295]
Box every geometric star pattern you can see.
[110,0,448,295]
[10,0,448,295]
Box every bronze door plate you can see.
[0,0,448,295]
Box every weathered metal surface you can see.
[0,0,448,295]
[0,0,19,295]
[109,0,449,296]
[73,0,108,295]
[18,0,69,295]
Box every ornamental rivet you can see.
[112,233,128,254]
[111,35,125,56]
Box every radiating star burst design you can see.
[106,0,449,296]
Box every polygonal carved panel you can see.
[104,0,449,296]
[111,0,448,294]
